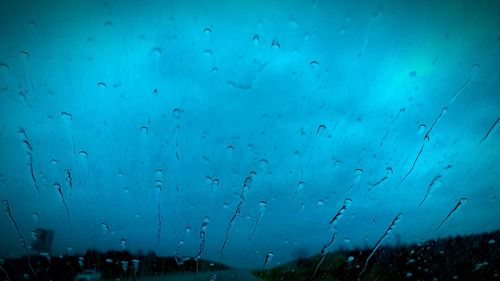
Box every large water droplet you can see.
[79,151,88,159]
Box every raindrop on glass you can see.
[152,47,162,59]
[310,60,319,70]
[271,39,280,50]
[32,213,39,223]
[78,150,88,159]
[120,239,127,250]
[253,34,260,44]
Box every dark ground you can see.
[1,230,499,281]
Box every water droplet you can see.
[20,51,30,59]
[354,169,364,177]
[185,225,191,234]
[288,18,299,28]
[212,178,220,186]
[150,170,161,179]
[316,200,325,207]
[0,63,9,71]
[102,223,110,235]
[61,111,73,122]
[316,124,326,134]
[386,167,393,174]
[79,150,88,158]
[203,49,213,56]
[489,239,496,244]
[271,39,280,50]
[297,181,306,191]
[264,252,274,267]
[345,198,353,206]
[259,158,269,170]
[203,28,212,34]
[173,108,182,119]
[152,47,162,59]
[201,217,210,231]
[253,34,260,44]
[154,180,163,189]
[347,256,354,263]
[97,82,107,88]
[120,239,127,249]
[310,61,319,70]
[409,70,417,77]
[32,213,39,223]
[203,175,213,184]
[131,259,139,272]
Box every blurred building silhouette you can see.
[32,228,54,255]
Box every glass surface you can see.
[0,0,499,280]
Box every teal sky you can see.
[0,0,499,268]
